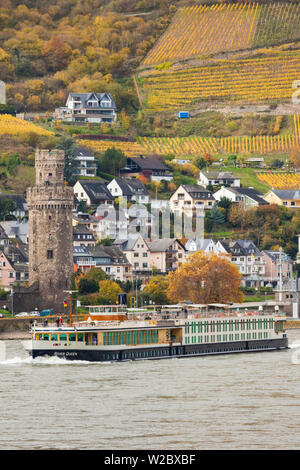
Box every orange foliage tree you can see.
[42,36,72,72]
[167,251,243,304]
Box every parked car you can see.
[0,313,5,318]
[29,311,40,317]
[15,312,29,317]
[39,309,54,316]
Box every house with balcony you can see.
[87,245,131,282]
[148,238,186,274]
[120,156,173,182]
[113,234,151,278]
[54,92,117,123]
[73,246,96,273]
[169,184,215,213]
[214,186,268,208]
[262,250,293,288]
[74,147,97,177]
[216,239,265,287]
[199,171,240,188]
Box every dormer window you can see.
[87,101,98,107]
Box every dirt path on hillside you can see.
[189,103,300,117]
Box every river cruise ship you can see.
[27,309,288,362]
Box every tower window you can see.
[47,250,53,259]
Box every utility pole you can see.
[294,269,299,318]
[11,285,14,316]
[278,247,283,302]
[63,290,78,326]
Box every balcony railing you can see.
[75,260,97,266]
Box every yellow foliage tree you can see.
[98,280,122,304]
[0,47,10,62]
[143,275,169,305]
[167,251,243,304]
[120,109,130,131]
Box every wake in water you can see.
[289,341,300,364]
[0,355,106,366]
[0,340,113,366]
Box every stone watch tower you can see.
[27,149,73,312]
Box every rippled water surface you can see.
[1,330,300,450]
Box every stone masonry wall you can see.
[27,149,74,312]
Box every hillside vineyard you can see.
[77,115,300,157]
[142,2,300,66]
[140,51,300,109]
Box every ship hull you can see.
[30,337,288,362]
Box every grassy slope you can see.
[217,165,270,193]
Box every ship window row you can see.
[102,348,175,361]
[184,332,268,344]
[37,330,160,345]
[122,349,168,360]
[37,333,84,342]
[103,329,159,346]
[185,319,273,334]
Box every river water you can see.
[1,330,300,450]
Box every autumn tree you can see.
[75,267,108,294]
[143,275,169,305]
[228,204,249,231]
[119,108,130,131]
[167,251,243,304]
[98,280,122,304]
[42,36,72,72]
